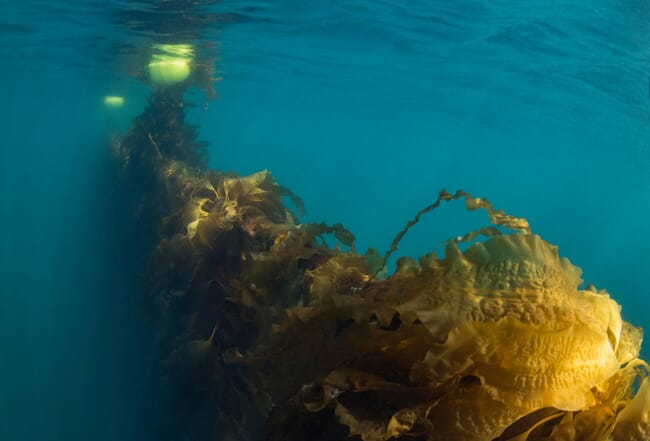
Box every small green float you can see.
[103,95,125,108]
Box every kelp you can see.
[243,230,645,441]
[117,89,650,441]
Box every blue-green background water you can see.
[1,1,650,440]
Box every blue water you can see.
[1,1,650,440]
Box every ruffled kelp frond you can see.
[116,90,648,441]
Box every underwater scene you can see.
[2,1,650,440]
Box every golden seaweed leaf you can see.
[611,363,650,441]
[248,229,645,441]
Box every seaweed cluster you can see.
[117,89,650,441]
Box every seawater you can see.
[1,1,650,440]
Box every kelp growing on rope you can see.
[117,89,650,441]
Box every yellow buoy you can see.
[104,95,125,108]
[147,44,194,86]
